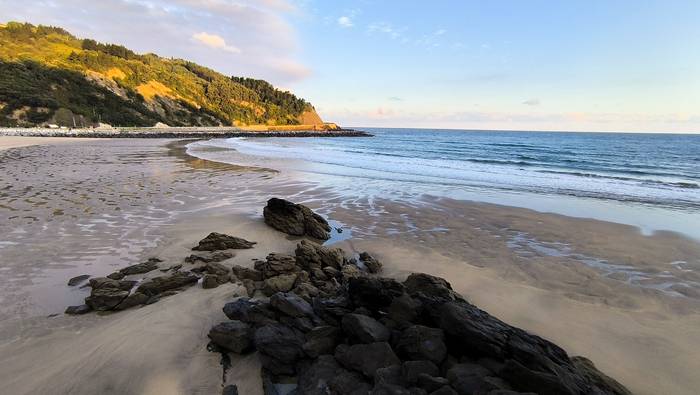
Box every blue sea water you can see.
[189,128,700,239]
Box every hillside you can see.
[0,22,326,128]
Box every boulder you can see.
[376,365,406,386]
[222,385,238,395]
[359,251,382,273]
[348,277,405,311]
[263,198,331,240]
[270,292,314,317]
[295,240,345,271]
[185,251,234,264]
[263,273,298,296]
[335,342,401,378]
[303,325,341,358]
[208,321,253,353]
[403,361,440,385]
[231,265,263,281]
[330,369,373,395]
[65,304,92,315]
[297,355,342,395]
[342,313,391,343]
[417,374,450,393]
[135,271,199,297]
[254,253,298,278]
[119,257,161,275]
[253,323,305,364]
[292,282,320,301]
[396,325,447,364]
[571,356,632,395]
[67,274,90,286]
[223,298,258,321]
[388,294,423,325]
[202,274,225,289]
[192,232,256,251]
[403,273,461,303]
[430,387,458,395]
[85,286,129,311]
[115,292,149,310]
[341,264,362,280]
[106,272,125,280]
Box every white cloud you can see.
[192,32,241,53]
[522,98,541,106]
[337,16,353,28]
[367,22,403,39]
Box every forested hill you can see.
[0,22,325,128]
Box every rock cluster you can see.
[207,252,629,395]
[263,198,332,240]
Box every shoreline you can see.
[0,127,372,139]
[1,139,699,394]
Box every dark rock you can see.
[280,315,315,333]
[255,253,298,278]
[67,274,90,286]
[312,294,352,325]
[259,353,298,377]
[208,321,253,353]
[322,266,340,279]
[119,258,161,275]
[222,385,239,395]
[223,298,258,321]
[429,387,458,395]
[486,391,536,395]
[136,271,199,297]
[330,368,373,395]
[297,355,342,395]
[431,301,510,357]
[270,292,314,317]
[376,365,406,386]
[65,304,92,315]
[417,374,450,393]
[571,356,632,395]
[342,313,391,343]
[115,292,148,310]
[403,273,461,303]
[292,282,320,301]
[254,323,305,363]
[371,383,426,395]
[335,342,401,379]
[499,359,577,395]
[185,251,234,264]
[388,293,422,325]
[341,264,362,280]
[359,251,383,273]
[231,265,263,281]
[192,232,256,251]
[106,272,125,280]
[88,277,134,291]
[85,286,129,311]
[202,274,224,289]
[446,363,492,383]
[303,326,341,358]
[396,325,447,365]
[263,198,331,240]
[295,240,345,270]
[403,361,440,385]
[263,273,298,296]
[348,277,405,311]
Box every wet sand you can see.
[1,139,699,394]
[0,136,101,151]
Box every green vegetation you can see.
[0,22,317,127]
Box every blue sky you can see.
[1,0,698,132]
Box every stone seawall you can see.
[0,127,372,139]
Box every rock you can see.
[202,274,223,289]
[223,298,257,321]
[295,240,345,270]
[371,383,426,395]
[136,271,199,297]
[297,355,342,395]
[192,232,256,251]
[388,293,423,325]
[376,365,406,386]
[254,323,305,364]
[403,361,440,385]
[231,265,263,281]
[431,301,510,357]
[335,342,401,379]
[119,257,161,275]
[185,251,234,264]
[330,369,373,395]
[341,264,362,280]
[270,292,314,317]
[322,266,340,279]
[312,294,352,325]
[403,273,461,303]
[348,277,405,311]
[106,272,125,280]
[342,313,391,343]
[429,387,458,395]
[88,277,134,291]
[67,274,90,286]
[208,321,253,353]
[396,325,447,365]
[202,262,230,276]
[65,304,92,315]
[85,286,129,311]
[359,251,382,273]
[292,282,320,301]
[303,325,341,358]
[222,385,239,395]
[263,273,298,296]
[417,374,450,393]
[263,198,331,240]
[254,253,298,278]
[115,292,148,310]
[571,356,632,395]
[446,363,492,383]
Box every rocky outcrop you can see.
[192,232,256,251]
[206,246,630,395]
[263,198,331,240]
[119,257,161,275]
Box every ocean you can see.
[188,128,700,239]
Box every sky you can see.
[1,0,699,132]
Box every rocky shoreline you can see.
[0,127,371,139]
[64,198,631,395]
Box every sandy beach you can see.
[1,138,699,394]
